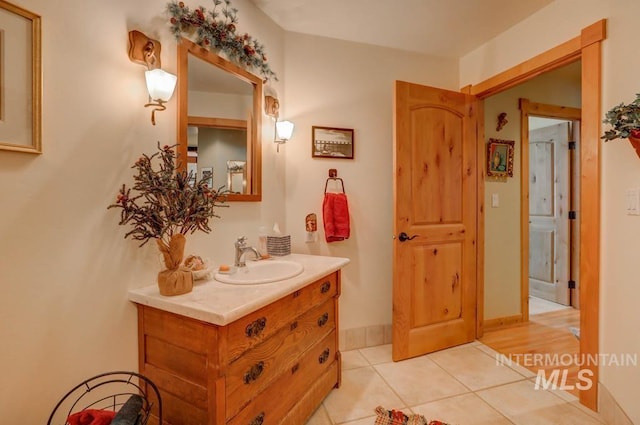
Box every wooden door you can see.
[392,81,478,361]
[529,122,571,305]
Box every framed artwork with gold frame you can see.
[486,138,515,178]
[0,1,42,154]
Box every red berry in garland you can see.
[178,1,184,7]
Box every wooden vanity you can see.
[129,254,349,425]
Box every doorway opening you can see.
[526,109,581,312]
[468,20,605,410]
[483,92,584,396]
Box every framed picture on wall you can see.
[486,138,515,178]
[201,166,213,188]
[312,126,354,159]
[0,2,42,154]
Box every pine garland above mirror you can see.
[167,0,277,82]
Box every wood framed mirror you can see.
[177,38,262,201]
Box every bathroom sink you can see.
[214,260,304,285]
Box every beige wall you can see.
[0,0,285,422]
[483,63,581,320]
[281,32,458,330]
[462,0,640,422]
[3,0,638,422]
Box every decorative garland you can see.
[167,0,277,81]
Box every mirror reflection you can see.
[178,39,262,201]
[227,160,247,193]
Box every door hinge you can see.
[568,280,576,289]
[568,211,577,220]
[569,141,577,150]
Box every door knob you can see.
[398,232,418,242]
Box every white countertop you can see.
[128,253,350,326]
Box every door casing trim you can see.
[463,19,605,411]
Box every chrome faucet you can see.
[234,236,261,267]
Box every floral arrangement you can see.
[167,0,277,82]
[602,93,640,141]
[108,143,227,248]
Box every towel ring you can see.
[325,169,345,194]
[324,178,345,194]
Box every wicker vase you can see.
[629,130,640,159]
[156,234,193,296]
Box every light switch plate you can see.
[491,193,499,208]
[626,188,640,216]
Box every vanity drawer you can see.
[226,272,338,362]
[225,298,336,420]
[227,330,338,425]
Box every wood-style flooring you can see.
[480,307,580,396]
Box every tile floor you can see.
[306,342,606,425]
[529,296,571,316]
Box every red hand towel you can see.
[323,192,350,242]
[66,409,116,425]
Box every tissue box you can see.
[266,235,291,256]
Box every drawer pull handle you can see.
[290,321,298,331]
[245,317,267,338]
[317,313,329,327]
[249,412,264,425]
[243,361,264,384]
[293,290,301,298]
[318,348,330,364]
[320,281,331,294]
[291,363,299,374]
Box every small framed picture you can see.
[312,126,354,159]
[486,138,515,178]
[201,166,213,187]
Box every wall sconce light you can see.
[128,30,177,125]
[274,120,294,152]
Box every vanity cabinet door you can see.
[225,298,336,420]
[138,306,218,425]
[226,272,338,362]
[227,330,338,425]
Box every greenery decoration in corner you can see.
[602,93,640,141]
[108,143,227,248]
[167,0,277,82]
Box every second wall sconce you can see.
[274,120,294,152]
[264,86,293,152]
[128,30,177,125]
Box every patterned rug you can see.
[374,406,451,425]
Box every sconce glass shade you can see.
[145,69,177,102]
[275,120,295,141]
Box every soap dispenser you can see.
[258,226,268,254]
